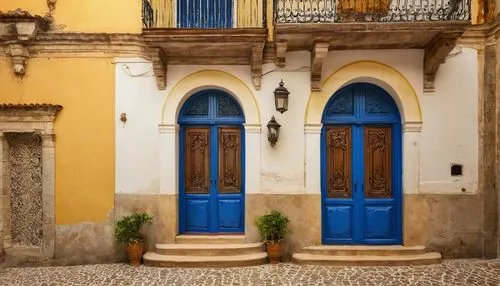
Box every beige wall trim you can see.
[459,14,500,47]
[0,32,150,60]
[0,104,62,261]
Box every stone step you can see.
[175,235,246,244]
[292,252,442,266]
[155,242,264,256]
[143,252,268,268]
[301,245,427,256]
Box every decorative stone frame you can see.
[304,61,423,245]
[0,104,62,260]
[160,70,261,197]
[159,70,261,238]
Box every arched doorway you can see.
[178,89,245,233]
[321,83,402,245]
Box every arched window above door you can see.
[179,90,245,124]
[322,83,400,124]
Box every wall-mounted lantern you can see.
[267,116,281,147]
[274,79,289,114]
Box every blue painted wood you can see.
[178,0,233,28]
[322,83,402,245]
[186,199,210,231]
[218,199,243,229]
[179,90,245,233]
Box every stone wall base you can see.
[1,192,491,266]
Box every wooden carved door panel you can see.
[218,127,241,194]
[184,128,210,194]
[362,125,397,242]
[216,127,243,231]
[183,127,211,231]
[326,126,352,198]
[364,126,392,199]
[323,126,355,243]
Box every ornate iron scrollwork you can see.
[274,0,470,23]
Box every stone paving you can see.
[0,259,499,286]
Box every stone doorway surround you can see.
[304,61,423,246]
[0,104,62,261]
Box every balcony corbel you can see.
[423,33,463,92]
[275,40,288,68]
[251,43,265,90]
[311,41,330,91]
[0,9,51,77]
[150,46,167,90]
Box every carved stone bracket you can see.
[251,43,265,90]
[311,41,330,91]
[424,33,462,92]
[275,40,288,68]
[6,42,30,76]
[150,47,167,90]
[0,10,50,77]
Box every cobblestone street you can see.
[0,259,499,286]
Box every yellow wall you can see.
[0,0,47,16]
[0,0,142,33]
[0,57,115,224]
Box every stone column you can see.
[0,133,3,255]
[495,38,500,258]
[41,133,55,259]
[158,124,179,195]
[157,124,179,244]
[0,133,11,252]
[402,123,423,246]
[244,124,261,194]
[402,123,422,195]
[480,41,499,258]
[304,124,322,195]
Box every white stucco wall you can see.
[115,47,478,195]
[115,58,164,194]
[418,47,479,194]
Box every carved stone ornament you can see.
[0,103,61,260]
[0,9,52,78]
[0,104,63,121]
[47,0,57,15]
[6,132,43,247]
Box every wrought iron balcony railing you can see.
[274,0,471,23]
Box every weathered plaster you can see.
[114,194,178,260]
[404,194,484,258]
[245,194,321,261]
[55,220,115,265]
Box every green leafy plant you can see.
[255,210,289,244]
[114,212,154,245]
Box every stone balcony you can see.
[141,0,471,91]
[273,0,471,91]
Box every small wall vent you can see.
[451,164,463,176]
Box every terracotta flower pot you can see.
[266,241,284,264]
[126,241,144,266]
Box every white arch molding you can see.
[304,61,423,196]
[158,70,261,196]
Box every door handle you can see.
[354,183,357,193]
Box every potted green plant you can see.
[255,209,289,264]
[114,212,154,266]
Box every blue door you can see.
[177,0,233,28]
[321,83,402,245]
[179,90,245,233]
